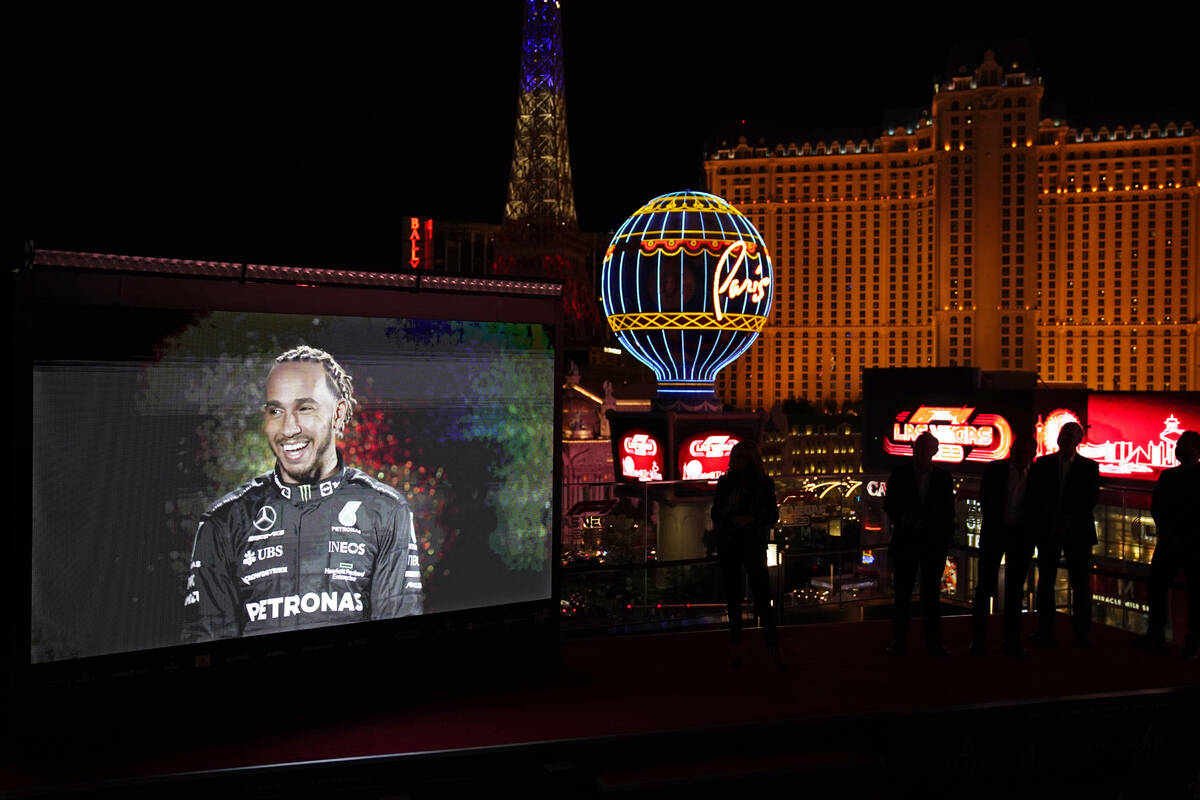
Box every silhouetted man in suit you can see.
[884,431,956,656]
[972,435,1037,657]
[1136,429,1200,658]
[1027,421,1099,648]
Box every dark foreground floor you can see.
[4,613,1199,798]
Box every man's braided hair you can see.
[274,345,357,437]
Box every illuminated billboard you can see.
[863,368,1034,475]
[883,405,1014,464]
[607,412,762,487]
[619,431,664,482]
[678,432,740,480]
[1080,392,1200,482]
[600,191,773,397]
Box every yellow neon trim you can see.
[607,230,763,245]
[627,195,745,217]
[606,311,766,334]
[569,384,603,404]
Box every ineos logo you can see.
[253,506,278,531]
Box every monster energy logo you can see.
[298,484,312,502]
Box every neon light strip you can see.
[693,211,726,383]
[618,330,666,380]
[635,210,671,377]
[730,216,754,319]
[613,244,668,379]
[604,215,635,319]
[702,210,743,378]
[617,249,628,316]
[656,242,677,380]
[715,219,763,369]
[678,208,687,382]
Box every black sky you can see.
[14,1,1198,271]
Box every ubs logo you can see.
[253,505,278,531]
[243,545,284,567]
[258,545,284,560]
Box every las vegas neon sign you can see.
[884,406,1013,463]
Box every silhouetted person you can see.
[1136,430,1200,658]
[884,431,956,656]
[1027,421,1099,648]
[712,440,781,667]
[972,435,1037,657]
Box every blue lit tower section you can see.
[601,191,775,401]
[502,0,576,228]
[498,0,601,341]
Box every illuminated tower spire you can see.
[496,0,601,343]
[503,0,577,229]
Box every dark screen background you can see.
[32,309,555,663]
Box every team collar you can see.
[272,457,346,504]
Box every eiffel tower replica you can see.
[495,0,603,345]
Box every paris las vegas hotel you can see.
[707,51,1199,412]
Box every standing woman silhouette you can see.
[712,440,782,667]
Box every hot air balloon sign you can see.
[601,192,774,397]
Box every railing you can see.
[560,478,1184,641]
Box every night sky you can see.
[14,2,1197,271]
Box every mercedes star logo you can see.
[253,505,278,532]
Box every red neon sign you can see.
[884,405,1013,463]
[1077,394,1198,481]
[678,433,740,480]
[409,217,422,269]
[620,432,663,482]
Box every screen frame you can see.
[16,254,565,686]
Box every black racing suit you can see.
[182,460,422,642]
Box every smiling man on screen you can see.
[182,345,422,642]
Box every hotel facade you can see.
[705,51,1199,412]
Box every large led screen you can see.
[32,308,555,663]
